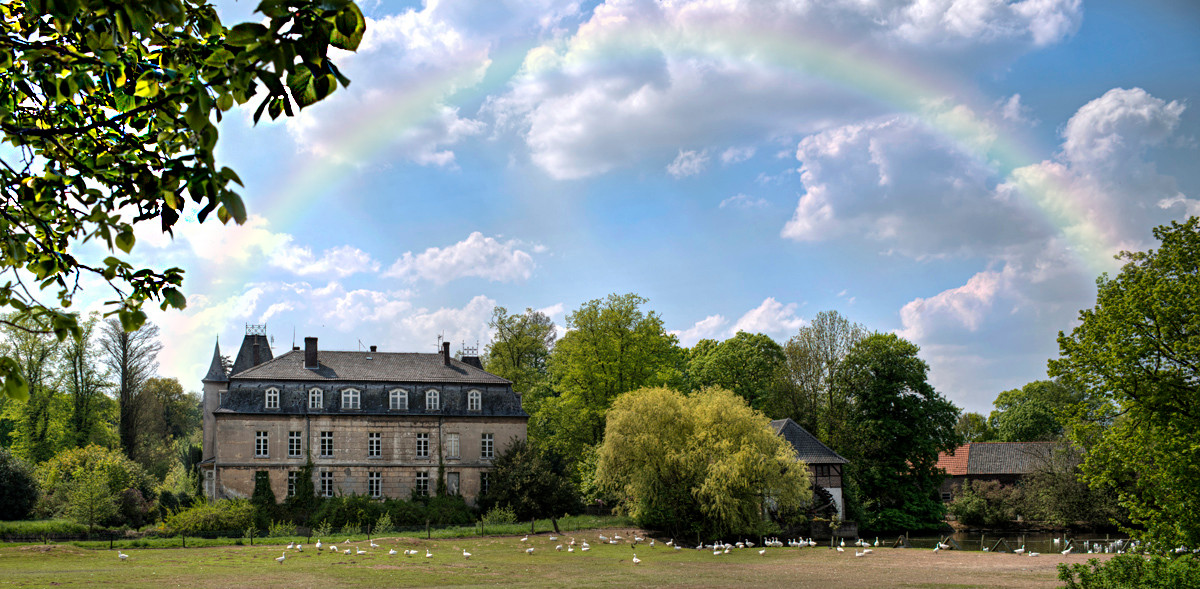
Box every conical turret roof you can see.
[202,339,228,383]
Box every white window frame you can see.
[368,471,382,498]
[446,433,460,459]
[480,471,489,495]
[368,432,381,458]
[415,471,429,496]
[447,472,460,495]
[467,390,481,412]
[288,431,302,457]
[342,388,360,410]
[309,387,323,410]
[287,471,297,497]
[265,387,280,409]
[255,431,269,458]
[416,432,429,459]
[320,471,334,497]
[389,388,408,410]
[425,389,440,411]
[320,431,334,458]
[481,433,494,460]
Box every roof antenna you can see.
[357,339,366,351]
[292,327,296,350]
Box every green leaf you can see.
[226,22,267,46]
[134,71,159,98]
[118,308,147,332]
[286,67,318,108]
[0,358,29,402]
[115,227,135,253]
[162,287,187,310]
[329,3,365,51]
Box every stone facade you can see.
[201,332,528,504]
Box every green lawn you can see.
[0,529,1090,588]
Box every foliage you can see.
[480,504,517,526]
[163,499,254,535]
[133,377,198,479]
[773,310,868,450]
[478,438,579,524]
[99,319,161,459]
[373,511,393,535]
[955,412,995,442]
[267,519,295,538]
[0,313,60,462]
[312,518,332,539]
[485,306,557,398]
[0,0,365,401]
[948,480,1020,528]
[35,444,154,520]
[833,333,961,532]
[596,386,811,539]
[0,446,37,519]
[1049,218,1200,550]
[283,457,317,525]
[250,471,277,531]
[66,468,118,530]
[688,331,787,410]
[59,313,114,449]
[1019,443,1124,529]
[537,293,684,464]
[1059,554,1200,589]
[0,518,87,536]
[117,487,153,528]
[989,380,1082,442]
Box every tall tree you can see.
[99,319,161,459]
[0,0,365,401]
[535,293,683,461]
[774,310,868,449]
[688,331,787,410]
[955,412,995,443]
[133,377,197,479]
[0,313,59,462]
[60,313,110,448]
[833,333,961,531]
[484,306,556,398]
[596,386,811,540]
[479,439,578,533]
[1049,217,1200,550]
[988,380,1082,442]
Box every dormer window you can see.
[390,388,408,410]
[265,387,279,409]
[425,389,440,411]
[342,388,360,410]
[467,390,481,412]
[309,387,323,410]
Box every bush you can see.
[250,471,277,531]
[948,480,1020,528]
[0,447,38,520]
[1059,554,1200,589]
[117,488,153,529]
[481,505,517,526]
[373,512,394,536]
[163,499,254,535]
[268,519,295,538]
[313,519,332,538]
[35,445,154,520]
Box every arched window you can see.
[308,387,323,410]
[264,387,280,409]
[342,388,360,410]
[425,389,440,411]
[389,388,408,410]
[467,390,481,411]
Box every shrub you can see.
[481,505,517,526]
[948,480,1020,528]
[250,471,277,531]
[0,447,38,520]
[424,495,474,526]
[373,512,394,536]
[313,519,333,538]
[268,519,295,538]
[35,445,153,520]
[117,488,153,529]
[163,499,254,535]
[1059,554,1200,589]
[311,494,383,533]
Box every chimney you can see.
[305,337,318,369]
[252,342,260,367]
[442,341,450,366]
[369,345,377,353]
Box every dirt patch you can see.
[16,545,84,555]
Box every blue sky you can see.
[106,0,1199,413]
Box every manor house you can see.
[199,326,528,504]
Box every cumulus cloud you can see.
[720,146,756,164]
[666,149,710,178]
[487,0,1080,179]
[672,314,729,346]
[384,232,539,284]
[271,242,380,277]
[719,194,768,209]
[674,298,806,347]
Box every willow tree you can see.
[597,386,810,540]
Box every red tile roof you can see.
[937,442,1055,476]
[937,444,970,475]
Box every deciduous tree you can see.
[60,313,111,448]
[99,319,160,459]
[1049,217,1200,550]
[484,306,556,400]
[596,386,811,540]
[955,412,995,443]
[479,438,578,532]
[989,380,1081,442]
[0,447,37,520]
[688,331,787,410]
[0,0,364,400]
[774,310,867,449]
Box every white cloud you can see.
[719,193,768,209]
[384,232,539,284]
[996,93,1034,125]
[666,149,710,178]
[271,242,380,277]
[672,314,729,347]
[731,297,806,337]
[720,146,756,164]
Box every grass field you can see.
[0,529,1107,588]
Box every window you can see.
[288,431,302,458]
[309,387,323,409]
[368,432,381,458]
[480,471,490,495]
[265,387,279,409]
[255,431,268,457]
[389,388,408,410]
[415,471,429,496]
[368,472,382,498]
[320,471,333,497]
[446,433,460,459]
[416,433,429,459]
[468,390,481,411]
[481,433,494,459]
[447,472,459,495]
[941,492,953,501]
[320,431,333,458]
[342,388,360,410]
[287,471,298,497]
[425,389,439,411]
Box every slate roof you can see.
[202,340,228,383]
[770,418,849,465]
[232,349,511,385]
[937,442,1055,476]
[230,334,273,376]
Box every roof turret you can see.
[202,339,228,383]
